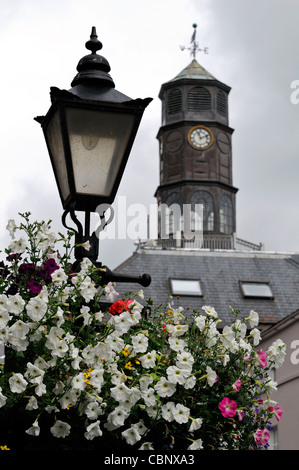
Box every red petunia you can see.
[109,299,133,316]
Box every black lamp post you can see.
[35,27,152,288]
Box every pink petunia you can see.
[218,397,237,418]
[258,348,267,368]
[271,404,283,422]
[236,409,245,421]
[254,428,270,446]
[232,379,241,391]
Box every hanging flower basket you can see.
[0,214,286,451]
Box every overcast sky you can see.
[0,0,299,269]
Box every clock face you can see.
[188,126,213,150]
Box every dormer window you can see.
[170,278,203,297]
[240,281,274,299]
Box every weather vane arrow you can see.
[179,23,208,59]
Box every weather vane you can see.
[180,23,208,60]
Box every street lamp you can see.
[34,27,152,288]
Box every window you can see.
[216,90,227,117]
[220,194,233,234]
[168,89,182,115]
[190,190,214,231]
[240,281,274,299]
[170,279,203,296]
[188,87,211,112]
[268,427,278,450]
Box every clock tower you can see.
[155,29,238,249]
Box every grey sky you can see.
[0,0,298,269]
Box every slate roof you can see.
[114,246,299,327]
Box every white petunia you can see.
[105,333,125,353]
[79,305,92,326]
[194,315,206,331]
[168,336,187,352]
[141,388,157,407]
[139,442,154,450]
[246,310,259,328]
[84,421,102,440]
[0,388,7,408]
[51,267,68,285]
[85,401,103,420]
[25,362,45,384]
[172,403,190,424]
[139,374,153,391]
[166,365,189,385]
[9,373,28,393]
[8,236,27,254]
[206,366,217,386]
[106,406,129,429]
[176,351,194,372]
[189,417,203,432]
[26,297,47,322]
[131,333,148,353]
[79,276,97,302]
[154,377,176,397]
[121,426,142,446]
[220,325,234,348]
[267,339,286,368]
[166,323,188,337]
[26,420,40,437]
[122,387,141,410]
[6,219,18,239]
[188,438,204,450]
[184,375,196,389]
[0,307,10,327]
[9,320,30,339]
[8,335,29,352]
[50,420,71,438]
[139,350,156,369]
[25,396,38,411]
[51,338,69,358]
[111,383,132,402]
[89,368,104,391]
[161,401,175,422]
[232,319,247,339]
[250,328,261,346]
[201,306,218,318]
[7,294,25,315]
[71,372,86,391]
[113,311,135,334]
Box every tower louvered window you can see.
[188,87,211,112]
[168,89,182,115]
[216,90,227,117]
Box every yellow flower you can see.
[122,347,131,357]
[125,361,132,370]
[0,445,10,450]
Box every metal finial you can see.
[180,24,208,60]
[85,26,103,54]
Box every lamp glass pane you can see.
[45,110,70,201]
[65,108,135,197]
